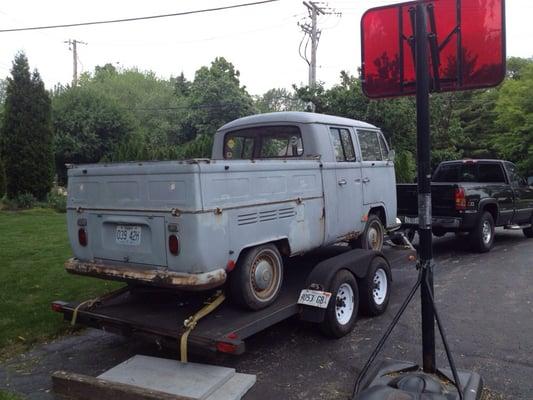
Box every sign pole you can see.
[414,2,436,373]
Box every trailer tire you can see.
[470,211,495,253]
[320,270,359,338]
[353,214,384,251]
[358,257,391,317]
[230,244,283,310]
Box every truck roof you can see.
[439,159,506,164]
[218,111,378,131]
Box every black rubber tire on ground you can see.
[469,211,495,253]
[433,229,447,237]
[353,214,385,251]
[357,257,391,317]
[320,269,359,338]
[230,244,284,311]
[523,215,533,238]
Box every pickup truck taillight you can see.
[169,235,180,255]
[78,228,88,246]
[455,187,466,210]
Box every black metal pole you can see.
[414,2,436,374]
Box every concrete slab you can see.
[206,373,257,400]
[98,355,235,400]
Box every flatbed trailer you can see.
[52,245,413,357]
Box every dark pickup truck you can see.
[397,159,533,252]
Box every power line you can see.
[0,0,279,33]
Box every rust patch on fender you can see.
[64,258,226,291]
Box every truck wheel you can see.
[470,211,495,253]
[523,215,533,238]
[354,214,384,251]
[433,229,446,237]
[358,257,391,316]
[320,270,359,338]
[230,244,283,310]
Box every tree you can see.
[492,60,533,174]
[255,88,305,113]
[182,57,256,148]
[1,53,53,200]
[52,86,134,183]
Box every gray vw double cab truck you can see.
[65,112,398,311]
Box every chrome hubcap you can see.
[482,221,492,244]
[367,222,383,250]
[253,259,273,290]
[373,269,388,305]
[335,283,354,325]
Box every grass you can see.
[0,209,119,359]
[0,391,24,400]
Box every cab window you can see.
[224,126,303,159]
[357,130,384,161]
[329,127,356,162]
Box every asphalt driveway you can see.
[1,229,532,399]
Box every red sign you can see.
[361,0,506,98]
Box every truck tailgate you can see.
[397,183,458,217]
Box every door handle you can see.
[362,177,370,183]
[338,178,347,186]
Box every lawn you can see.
[0,209,119,358]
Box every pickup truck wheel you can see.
[354,214,384,251]
[320,270,359,338]
[230,244,283,310]
[470,211,495,253]
[358,257,391,316]
[523,216,533,238]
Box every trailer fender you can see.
[299,249,389,323]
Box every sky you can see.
[0,0,531,95]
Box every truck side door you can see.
[328,127,364,239]
[356,129,396,225]
[505,162,533,223]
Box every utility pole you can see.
[299,2,341,90]
[64,39,86,86]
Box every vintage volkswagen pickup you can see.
[65,112,397,310]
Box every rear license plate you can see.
[297,289,332,309]
[404,216,419,224]
[115,225,142,246]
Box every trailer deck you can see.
[52,245,413,356]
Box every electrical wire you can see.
[0,0,279,33]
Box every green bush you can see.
[0,158,6,198]
[47,191,67,213]
[2,193,37,210]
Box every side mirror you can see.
[528,176,533,186]
[387,149,396,161]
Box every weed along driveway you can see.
[0,228,531,399]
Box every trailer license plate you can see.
[297,289,332,309]
[115,225,142,246]
[405,216,419,224]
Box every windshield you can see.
[433,162,506,183]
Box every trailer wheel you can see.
[320,270,359,338]
[358,257,391,317]
[230,244,283,310]
[354,214,384,251]
[470,211,495,253]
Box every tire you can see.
[230,244,283,310]
[354,214,385,251]
[320,270,359,338]
[358,257,391,316]
[433,229,446,238]
[469,211,495,253]
[523,215,533,238]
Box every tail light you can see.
[51,302,63,313]
[169,234,179,255]
[216,341,238,354]
[455,187,466,210]
[78,228,88,246]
